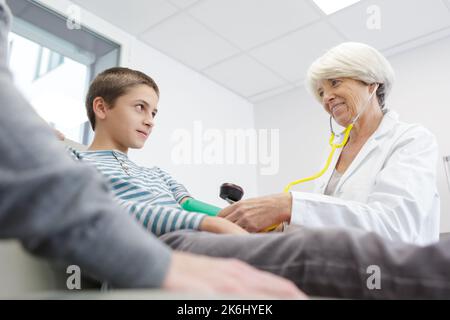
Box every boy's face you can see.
[102,84,159,150]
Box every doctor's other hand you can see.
[218,193,293,233]
[200,216,249,235]
[163,252,307,299]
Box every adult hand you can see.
[218,193,292,233]
[162,252,306,299]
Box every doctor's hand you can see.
[218,193,293,233]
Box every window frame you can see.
[8,0,121,144]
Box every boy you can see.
[70,67,246,236]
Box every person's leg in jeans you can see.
[160,228,450,299]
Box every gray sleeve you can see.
[0,1,172,289]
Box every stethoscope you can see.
[283,83,379,193]
[264,83,379,232]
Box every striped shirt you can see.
[69,148,205,236]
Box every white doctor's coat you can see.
[290,111,440,245]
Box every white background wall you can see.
[128,38,258,206]
[41,0,258,207]
[255,36,450,233]
[388,37,450,233]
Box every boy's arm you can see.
[180,196,191,205]
[155,167,192,204]
[117,200,205,235]
[116,200,247,235]
[64,153,241,235]
[148,169,248,234]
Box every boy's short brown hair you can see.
[85,67,159,130]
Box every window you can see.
[34,46,65,80]
[9,32,90,142]
[7,0,120,144]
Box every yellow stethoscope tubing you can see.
[283,123,353,193]
[263,83,378,232]
[263,123,354,232]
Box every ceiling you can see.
[71,0,450,103]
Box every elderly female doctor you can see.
[219,42,440,245]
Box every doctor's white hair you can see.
[306,42,395,109]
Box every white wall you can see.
[128,38,258,206]
[255,85,327,194]
[255,36,450,233]
[39,0,258,207]
[388,36,450,233]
